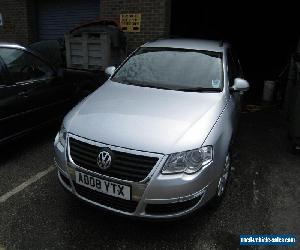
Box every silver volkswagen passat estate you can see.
[54,39,249,219]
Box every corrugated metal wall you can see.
[38,0,100,40]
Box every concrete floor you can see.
[0,109,299,250]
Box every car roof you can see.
[0,43,26,50]
[0,42,57,70]
[142,39,228,52]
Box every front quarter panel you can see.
[203,100,234,180]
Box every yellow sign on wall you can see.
[120,13,141,32]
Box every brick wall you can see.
[100,0,171,53]
[0,0,35,45]
[0,0,171,48]
[26,0,38,44]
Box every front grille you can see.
[74,184,138,213]
[69,137,159,182]
[145,195,202,215]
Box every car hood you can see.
[64,80,226,154]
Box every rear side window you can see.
[0,48,53,83]
[0,71,3,85]
[0,59,10,86]
[0,63,3,84]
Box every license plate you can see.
[75,171,131,200]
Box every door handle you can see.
[18,91,29,98]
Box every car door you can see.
[0,47,73,132]
[0,51,29,142]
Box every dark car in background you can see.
[0,43,101,144]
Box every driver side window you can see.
[0,48,53,84]
[227,49,244,87]
[227,50,238,86]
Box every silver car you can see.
[54,39,249,219]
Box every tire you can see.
[209,152,231,208]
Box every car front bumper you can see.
[54,134,219,219]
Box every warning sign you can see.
[120,13,141,32]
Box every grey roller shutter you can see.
[38,0,100,40]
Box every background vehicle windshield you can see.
[112,47,223,91]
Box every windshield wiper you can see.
[113,78,222,92]
[177,87,222,92]
[136,84,172,90]
[113,78,173,90]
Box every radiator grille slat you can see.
[72,146,98,157]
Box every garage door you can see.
[38,0,100,40]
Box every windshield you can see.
[111,47,223,91]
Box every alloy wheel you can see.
[217,153,230,197]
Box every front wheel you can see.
[209,153,231,208]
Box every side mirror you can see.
[105,66,116,77]
[231,78,250,92]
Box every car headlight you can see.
[162,146,213,174]
[58,126,67,147]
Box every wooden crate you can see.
[65,32,111,71]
